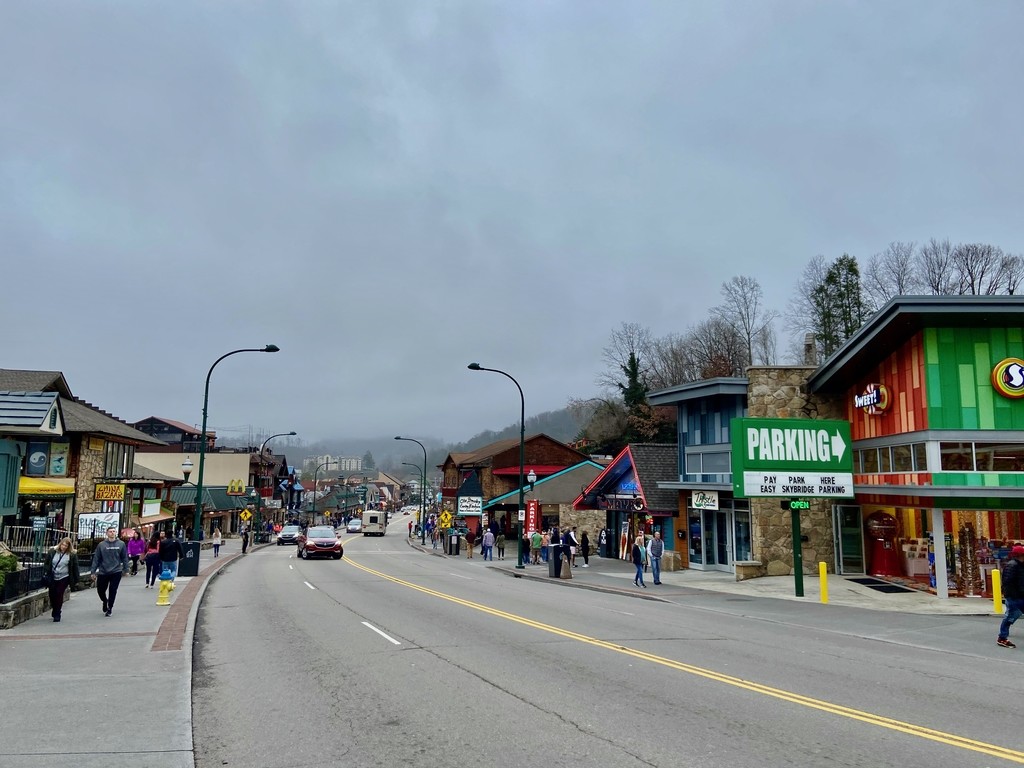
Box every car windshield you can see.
[281,526,300,533]
[349,520,361,526]
[308,527,335,537]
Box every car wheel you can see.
[277,540,282,546]
[299,547,307,560]
[332,553,342,560]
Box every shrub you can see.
[0,552,19,591]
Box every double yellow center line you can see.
[342,558,1024,764]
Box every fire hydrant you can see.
[156,568,175,606]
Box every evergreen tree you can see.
[362,451,375,470]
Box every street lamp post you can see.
[402,462,426,533]
[394,436,427,544]
[255,431,296,539]
[310,460,335,526]
[193,345,280,541]
[467,363,526,569]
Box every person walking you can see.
[465,528,475,558]
[580,530,591,567]
[530,529,543,565]
[481,529,495,561]
[648,530,664,584]
[631,535,647,588]
[540,529,550,563]
[126,530,145,576]
[998,545,1024,648]
[43,537,80,622]
[91,527,128,616]
[158,529,182,582]
[241,526,250,554]
[144,534,161,588]
[495,531,506,560]
[566,526,580,567]
[211,527,222,558]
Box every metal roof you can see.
[0,391,59,430]
[807,295,1024,394]
[647,377,749,405]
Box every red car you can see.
[296,526,344,560]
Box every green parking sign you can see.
[730,418,854,498]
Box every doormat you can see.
[847,577,915,594]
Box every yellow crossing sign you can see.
[439,511,452,528]
[239,509,252,522]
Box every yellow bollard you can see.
[819,561,829,604]
[992,569,1003,615]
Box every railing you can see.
[1,564,45,602]
[2,526,76,562]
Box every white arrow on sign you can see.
[830,429,847,462]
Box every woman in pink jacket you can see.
[126,530,147,576]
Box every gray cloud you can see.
[2,2,1022,444]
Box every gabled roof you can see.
[446,434,586,467]
[0,369,73,398]
[62,399,166,445]
[574,443,678,513]
[134,416,212,437]
[807,295,1024,394]
[484,461,606,508]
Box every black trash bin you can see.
[448,533,460,556]
[549,544,562,577]
[178,542,201,577]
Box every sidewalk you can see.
[411,537,998,616]
[0,539,254,768]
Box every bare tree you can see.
[645,332,692,391]
[917,238,958,295]
[686,317,748,378]
[863,241,920,307]
[1003,254,1024,295]
[597,322,653,391]
[953,242,1008,295]
[711,275,779,366]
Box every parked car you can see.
[296,526,344,560]
[346,518,362,533]
[277,525,302,546]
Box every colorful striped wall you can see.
[925,326,1024,429]
[847,332,928,440]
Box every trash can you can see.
[448,533,460,556]
[178,542,201,577]
[602,530,615,558]
[549,544,562,577]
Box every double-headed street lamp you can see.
[467,362,526,569]
[309,460,335,525]
[254,431,296,536]
[394,436,427,544]
[193,345,280,541]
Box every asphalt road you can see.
[192,521,1024,768]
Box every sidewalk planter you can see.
[735,561,764,581]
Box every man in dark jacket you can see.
[158,531,183,583]
[91,527,128,617]
[998,545,1024,648]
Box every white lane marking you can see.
[304,581,316,590]
[289,565,293,570]
[361,621,401,645]
[448,573,473,580]
[602,608,635,616]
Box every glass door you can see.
[833,505,864,574]
[701,509,734,572]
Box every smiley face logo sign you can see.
[992,358,1024,399]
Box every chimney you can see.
[803,333,817,366]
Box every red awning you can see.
[490,465,566,477]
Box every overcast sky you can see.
[2,2,1022,446]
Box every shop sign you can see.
[94,483,125,501]
[992,358,1024,399]
[226,479,247,496]
[691,490,719,510]
[526,499,540,534]
[48,441,70,476]
[854,383,890,415]
[730,418,854,499]
[457,495,482,516]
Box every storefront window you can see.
[940,442,974,471]
[974,443,1024,472]
[891,444,912,472]
[862,448,879,473]
[734,511,751,561]
[913,443,927,471]
[879,446,892,473]
[688,510,703,564]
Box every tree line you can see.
[570,238,1023,455]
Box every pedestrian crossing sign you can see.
[240,509,252,522]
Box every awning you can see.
[18,477,76,496]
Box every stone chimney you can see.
[803,333,817,366]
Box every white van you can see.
[362,511,386,536]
